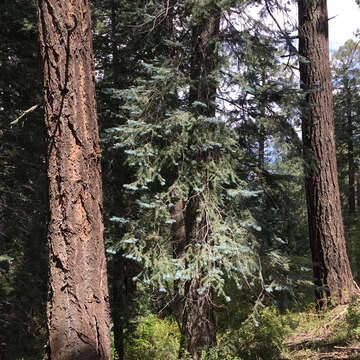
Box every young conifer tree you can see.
[36,0,111,358]
[182,4,221,357]
[106,0,303,358]
[106,1,262,357]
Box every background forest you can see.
[1,0,360,359]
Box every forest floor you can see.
[281,303,360,359]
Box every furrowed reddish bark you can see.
[37,1,111,358]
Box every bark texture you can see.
[298,0,357,308]
[37,1,111,358]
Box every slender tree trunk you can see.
[171,198,187,259]
[344,77,356,215]
[111,254,138,360]
[189,15,219,115]
[111,0,119,76]
[298,0,357,308]
[37,1,111,358]
[108,2,131,359]
[259,129,265,169]
[185,194,216,359]
[347,127,355,216]
[357,174,360,210]
[185,6,220,358]
[258,70,266,169]
[169,196,188,357]
[348,137,356,215]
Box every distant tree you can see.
[332,39,360,217]
[36,0,111,358]
[298,0,357,308]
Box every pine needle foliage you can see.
[106,56,260,300]
[103,0,304,310]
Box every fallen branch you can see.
[323,306,348,329]
[10,104,40,125]
[334,345,360,351]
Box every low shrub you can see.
[346,301,360,340]
[124,314,180,360]
[235,306,287,360]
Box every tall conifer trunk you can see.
[184,6,220,359]
[298,0,357,308]
[36,1,111,358]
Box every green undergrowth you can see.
[282,300,360,359]
[114,306,288,360]
[110,300,360,360]
[123,314,180,360]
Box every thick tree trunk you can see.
[184,7,220,358]
[298,0,357,308]
[37,1,111,358]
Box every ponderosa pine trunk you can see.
[184,6,220,359]
[298,0,357,308]
[36,1,111,358]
